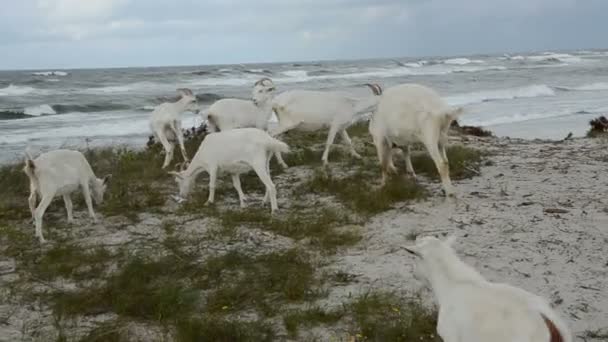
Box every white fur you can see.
[150,88,197,169]
[368,83,463,196]
[169,128,288,213]
[268,82,382,165]
[405,236,572,342]
[200,78,288,168]
[23,149,111,243]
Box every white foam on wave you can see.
[82,81,162,94]
[560,82,608,91]
[0,84,36,96]
[24,104,56,116]
[527,53,582,63]
[443,58,484,65]
[445,84,555,106]
[281,70,308,78]
[475,111,572,127]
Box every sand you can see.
[326,135,608,340]
[1,134,607,341]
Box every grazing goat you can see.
[404,236,571,342]
[23,149,111,243]
[150,88,197,169]
[268,81,383,165]
[368,84,463,196]
[169,128,288,213]
[201,78,288,168]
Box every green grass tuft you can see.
[410,145,483,180]
[349,292,440,342]
[176,317,275,342]
[283,306,344,337]
[301,168,426,216]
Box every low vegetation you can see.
[587,115,608,138]
[0,120,485,340]
[450,120,493,137]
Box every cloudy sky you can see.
[1,0,606,70]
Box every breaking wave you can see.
[445,84,556,106]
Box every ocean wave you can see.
[475,112,573,127]
[281,70,308,78]
[556,82,608,91]
[24,104,56,116]
[51,103,130,114]
[244,68,272,74]
[445,84,556,106]
[443,58,484,65]
[0,84,36,96]
[526,53,582,64]
[154,92,223,105]
[31,71,69,77]
[190,70,214,76]
[0,110,31,120]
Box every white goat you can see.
[201,78,288,169]
[150,88,197,169]
[168,128,288,213]
[23,149,111,243]
[404,235,571,342]
[368,84,463,196]
[265,81,383,165]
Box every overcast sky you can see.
[1,0,606,70]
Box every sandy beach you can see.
[0,126,606,341]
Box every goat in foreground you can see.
[200,78,288,168]
[23,149,111,243]
[268,82,383,165]
[369,84,463,196]
[169,128,288,213]
[150,88,197,169]
[404,236,571,342]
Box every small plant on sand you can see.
[410,145,483,180]
[283,306,344,337]
[300,168,426,216]
[348,292,440,342]
[215,207,361,252]
[175,317,275,342]
[587,115,608,138]
[450,120,493,137]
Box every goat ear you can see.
[103,174,112,185]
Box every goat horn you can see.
[254,77,273,86]
[177,88,193,96]
[365,83,382,96]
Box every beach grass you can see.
[0,122,487,340]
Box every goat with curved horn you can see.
[177,88,194,97]
[254,78,273,87]
[365,83,383,96]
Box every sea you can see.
[1,49,608,164]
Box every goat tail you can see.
[206,112,219,133]
[266,137,289,154]
[23,150,37,180]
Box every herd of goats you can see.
[20,78,572,341]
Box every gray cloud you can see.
[0,0,606,69]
